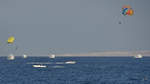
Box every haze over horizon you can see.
[0,0,150,56]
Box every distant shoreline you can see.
[0,50,150,57]
[0,55,150,57]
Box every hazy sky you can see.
[0,0,150,55]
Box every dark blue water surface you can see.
[0,56,150,84]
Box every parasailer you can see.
[7,36,15,44]
[118,5,134,24]
[122,5,134,16]
[6,36,18,54]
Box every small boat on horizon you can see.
[7,54,15,60]
[49,54,55,59]
[23,54,27,58]
[134,54,143,58]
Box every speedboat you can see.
[65,61,76,64]
[7,54,15,60]
[49,54,55,59]
[32,65,47,68]
[134,54,143,58]
[23,54,27,58]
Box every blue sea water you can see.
[0,56,150,84]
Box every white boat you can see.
[134,54,143,58]
[7,54,15,60]
[32,65,47,68]
[23,54,27,58]
[49,54,55,59]
[65,61,76,64]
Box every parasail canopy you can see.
[122,5,134,16]
[7,36,15,44]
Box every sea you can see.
[0,56,150,84]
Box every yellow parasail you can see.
[7,36,15,44]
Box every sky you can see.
[0,0,150,56]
